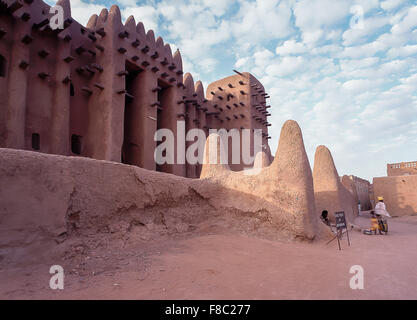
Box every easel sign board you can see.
[326,211,351,250]
[335,211,347,230]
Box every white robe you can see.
[375,202,391,217]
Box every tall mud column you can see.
[50,0,71,155]
[85,6,125,162]
[135,68,157,170]
[115,17,157,170]
[157,44,185,176]
[0,4,14,146]
[195,81,206,177]
[183,73,197,178]
[158,82,185,176]
[5,3,31,149]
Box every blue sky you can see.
[49,0,417,181]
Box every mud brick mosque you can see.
[6,0,415,245]
[0,0,271,178]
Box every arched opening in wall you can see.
[32,133,40,150]
[0,54,6,77]
[121,61,143,165]
[156,79,171,172]
[71,134,82,155]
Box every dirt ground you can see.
[1,214,417,300]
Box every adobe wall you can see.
[341,175,359,204]
[0,0,271,178]
[0,146,333,265]
[373,175,417,216]
[341,175,372,211]
[313,146,358,223]
[354,176,372,210]
[200,120,333,240]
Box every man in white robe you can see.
[375,196,391,218]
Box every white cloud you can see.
[230,0,293,43]
[342,79,377,94]
[339,57,380,72]
[387,43,417,57]
[354,0,380,13]
[381,0,405,11]
[202,0,230,17]
[276,40,308,55]
[400,73,417,85]
[342,15,390,46]
[200,57,218,73]
[121,6,159,32]
[293,0,350,29]
[65,0,107,26]
[311,44,342,55]
[117,0,138,7]
[265,56,305,77]
[293,0,350,44]
[391,5,417,35]
[253,49,274,68]
[339,40,387,58]
[235,57,249,69]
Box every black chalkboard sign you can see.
[335,211,347,230]
[326,211,350,250]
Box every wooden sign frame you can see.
[326,211,351,250]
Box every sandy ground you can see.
[1,214,417,300]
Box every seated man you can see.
[321,210,330,226]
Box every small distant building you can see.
[372,161,417,216]
[387,161,417,176]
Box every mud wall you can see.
[0,146,330,266]
[373,175,417,216]
[313,146,358,223]
[341,175,372,211]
